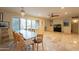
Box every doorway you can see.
[71,21,78,34]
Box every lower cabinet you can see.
[0,28,9,44]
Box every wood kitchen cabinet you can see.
[0,28,9,44]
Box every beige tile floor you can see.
[43,31,79,51]
[0,31,79,51]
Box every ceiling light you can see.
[21,7,25,17]
[72,19,78,23]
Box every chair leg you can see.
[37,43,38,51]
[32,44,34,51]
[15,44,20,51]
[34,43,36,51]
[25,47,27,51]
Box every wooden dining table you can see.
[17,30,37,40]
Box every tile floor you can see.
[0,31,79,51]
[43,32,79,51]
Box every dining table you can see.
[17,30,37,40]
[16,30,37,50]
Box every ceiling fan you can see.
[48,13,59,18]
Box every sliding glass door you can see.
[12,17,39,31]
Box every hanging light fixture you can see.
[21,7,25,17]
[72,19,78,23]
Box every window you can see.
[32,20,39,29]
[20,18,26,30]
[32,20,36,29]
[12,17,39,31]
[26,20,31,30]
[26,20,39,30]
[35,20,39,29]
[12,17,20,31]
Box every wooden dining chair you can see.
[34,34,44,51]
[13,31,34,51]
[13,31,19,43]
[19,32,35,51]
[13,31,24,50]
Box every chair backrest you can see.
[13,31,20,42]
[17,33,25,45]
[13,31,25,50]
[37,34,43,41]
[13,31,25,42]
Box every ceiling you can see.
[0,7,79,18]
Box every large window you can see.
[12,17,39,31]
[12,17,20,31]
[27,20,39,30]
[26,20,31,30]
[20,18,26,30]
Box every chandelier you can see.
[21,7,25,17]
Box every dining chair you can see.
[13,31,34,51]
[34,34,44,51]
[19,32,35,51]
[12,31,19,46]
[13,31,24,50]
